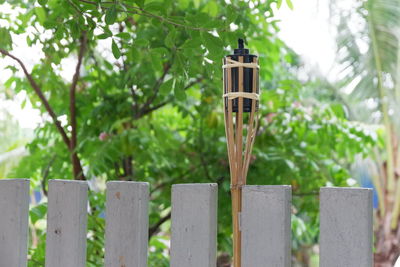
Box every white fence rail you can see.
[0,179,373,267]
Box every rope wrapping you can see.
[222,58,260,69]
[223,92,259,100]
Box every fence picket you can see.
[241,185,292,267]
[320,187,373,267]
[45,180,88,267]
[104,181,149,267]
[170,183,218,267]
[0,179,30,267]
[0,178,377,266]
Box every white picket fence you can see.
[0,179,373,267]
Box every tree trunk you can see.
[72,152,85,180]
[374,213,400,266]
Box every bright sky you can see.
[0,0,337,129]
[275,0,337,79]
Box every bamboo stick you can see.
[242,57,258,182]
[233,56,244,267]
[227,58,236,182]
[223,58,234,181]
[223,55,259,267]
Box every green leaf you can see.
[21,98,26,109]
[164,29,176,48]
[38,0,48,6]
[201,32,222,54]
[55,26,64,40]
[78,16,88,31]
[134,0,145,8]
[277,0,283,9]
[3,77,15,88]
[34,7,46,25]
[286,0,294,9]
[43,20,58,29]
[0,28,12,50]
[144,1,164,12]
[87,17,96,29]
[152,47,168,56]
[150,49,162,71]
[150,236,169,249]
[69,20,80,39]
[97,33,111,39]
[129,47,141,61]
[181,38,201,49]
[30,203,47,224]
[227,5,237,23]
[116,32,131,40]
[203,1,218,17]
[188,12,208,27]
[174,80,186,101]
[330,103,346,118]
[105,5,117,25]
[178,0,189,9]
[111,39,121,59]
[135,38,149,47]
[159,78,174,96]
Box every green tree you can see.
[0,0,374,265]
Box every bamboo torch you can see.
[222,39,260,267]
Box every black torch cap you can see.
[229,39,256,57]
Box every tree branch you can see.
[148,211,171,239]
[41,155,57,197]
[0,49,71,147]
[138,63,172,118]
[66,0,84,14]
[150,166,198,195]
[139,77,203,118]
[122,156,134,180]
[130,86,140,116]
[292,191,319,197]
[77,0,215,31]
[70,33,87,180]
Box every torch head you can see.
[224,39,259,113]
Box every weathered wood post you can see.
[320,187,373,266]
[241,185,292,267]
[45,180,88,267]
[170,184,218,267]
[104,181,149,267]
[0,179,30,267]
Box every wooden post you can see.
[170,184,217,267]
[0,179,30,267]
[104,181,149,267]
[241,185,292,267]
[320,187,373,267]
[45,180,88,267]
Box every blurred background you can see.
[0,0,398,266]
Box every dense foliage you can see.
[0,0,375,265]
